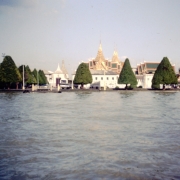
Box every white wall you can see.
[143,74,154,89]
[45,73,68,87]
[136,74,154,89]
[72,73,156,89]
[72,74,119,89]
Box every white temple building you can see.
[72,43,122,89]
[135,61,175,89]
[44,61,69,87]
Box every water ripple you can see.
[0,91,180,179]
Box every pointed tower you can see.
[94,43,106,70]
[110,48,123,74]
[112,50,120,63]
[54,64,62,74]
[61,60,69,79]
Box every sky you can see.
[0,0,180,75]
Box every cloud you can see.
[0,0,38,8]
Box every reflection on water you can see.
[0,91,180,180]
[119,91,135,98]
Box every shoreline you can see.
[0,88,180,93]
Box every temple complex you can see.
[88,43,124,75]
[72,43,124,89]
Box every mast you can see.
[23,65,25,90]
[37,70,39,89]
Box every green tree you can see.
[118,58,137,89]
[0,56,22,89]
[32,69,38,83]
[152,57,177,89]
[74,63,92,88]
[32,68,41,85]
[39,70,47,85]
[25,66,36,85]
[19,65,36,85]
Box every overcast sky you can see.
[0,0,180,74]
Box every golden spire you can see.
[112,49,120,63]
[94,42,106,70]
[99,41,102,51]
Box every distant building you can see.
[72,43,124,89]
[44,61,69,87]
[88,43,123,75]
[135,61,175,89]
[72,69,119,89]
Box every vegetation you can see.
[0,55,48,89]
[38,70,48,85]
[0,56,21,89]
[152,57,177,89]
[32,69,38,83]
[32,69,47,85]
[118,58,137,89]
[18,65,37,86]
[74,63,92,88]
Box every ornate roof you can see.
[93,43,107,70]
[112,50,120,63]
[61,60,69,79]
[94,43,106,63]
[90,69,117,75]
[61,60,68,74]
[54,64,63,74]
[43,70,53,75]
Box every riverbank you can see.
[1,88,180,93]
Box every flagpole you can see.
[23,65,25,90]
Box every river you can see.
[0,91,180,180]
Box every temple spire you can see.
[112,49,120,63]
[99,42,102,51]
[94,42,106,70]
[61,60,69,79]
[54,63,62,73]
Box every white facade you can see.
[136,74,154,89]
[90,74,119,89]
[44,63,69,87]
[72,70,119,89]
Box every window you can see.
[107,77,109,80]
[112,77,114,80]
[146,63,159,68]
[90,62,92,66]
[95,77,98,80]
[61,80,66,83]
[101,77,103,80]
[112,63,117,68]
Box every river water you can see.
[0,91,180,180]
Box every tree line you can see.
[0,56,47,89]
[73,57,178,90]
